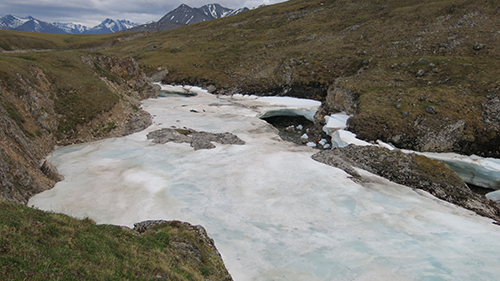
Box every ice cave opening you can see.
[261,114,331,148]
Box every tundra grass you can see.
[0,201,226,281]
[0,29,127,51]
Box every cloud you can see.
[0,0,287,27]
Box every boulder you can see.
[147,128,245,150]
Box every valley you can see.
[1,0,500,280]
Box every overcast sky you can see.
[0,0,288,27]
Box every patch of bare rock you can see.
[147,128,245,150]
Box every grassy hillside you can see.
[105,0,499,89]
[104,0,500,156]
[0,201,231,280]
[0,29,135,51]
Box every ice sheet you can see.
[331,129,372,148]
[30,87,500,280]
[416,152,500,190]
[323,112,351,135]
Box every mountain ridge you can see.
[158,3,249,25]
[0,14,138,34]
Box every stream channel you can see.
[29,85,500,281]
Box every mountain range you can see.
[0,3,248,34]
[0,14,139,34]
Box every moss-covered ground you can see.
[0,201,230,280]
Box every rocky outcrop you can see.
[133,220,233,281]
[312,145,500,223]
[314,85,358,124]
[147,128,245,150]
[39,160,63,182]
[0,65,61,204]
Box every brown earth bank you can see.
[105,0,500,158]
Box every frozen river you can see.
[30,86,500,280]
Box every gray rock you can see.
[133,220,170,233]
[147,128,245,150]
[125,110,153,135]
[425,106,437,114]
[147,128,191,144]
[39,160,64,182]
[473,43,485,50]
[415,69,427,77]
[206,85,217,93]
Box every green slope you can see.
[0,201,231,280]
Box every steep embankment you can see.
[0,33,157,204]
[106,0,500,157]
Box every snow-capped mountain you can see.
[52,22,89,34]
[199,4,234,19]
[158,3,249,25]
[224,7,250,17]
[126,3,248,33]
[0,15,65,33]
[15,16,67,34]
[84,18,139,34]
[0,15,139,34]
[0,14,29,29]
[158,4,210,25]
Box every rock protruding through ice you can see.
[312,145,500,223]
[147,127,245,150]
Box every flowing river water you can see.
[30,86,500,280]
